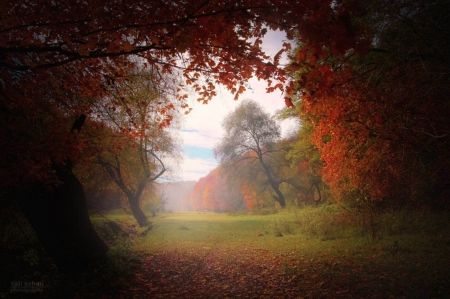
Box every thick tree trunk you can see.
[129,196,149,227]
[17,164,107,275]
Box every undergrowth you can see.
[2,205,449,298]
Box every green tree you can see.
[215,100,287,208]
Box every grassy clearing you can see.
[90,206,450,298]
[3,205,449,297]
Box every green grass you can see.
[90,207,450,255]
[90,206,450,298]
[92,210,295,252]
[2,204,448,298]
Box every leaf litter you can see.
[102,245,449,299]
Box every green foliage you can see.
[277,109,328,206]
[144,200,161,216]
[270,218,295,235]
[94,221,127,243]
[290,205,354,239]
[0,206,52,270]
[142,190,164,217]
[22,248,40,266]
[0,207,59,297]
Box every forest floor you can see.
[3,208,450,298]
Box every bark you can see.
[98,151,166,228]
[314,183,322,206]
[257,153,286,208]
[270,182,286,208]
[16,162,107,275]
[104,165,151,227]
[128,196,150,227]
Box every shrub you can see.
[292,205,362,239]
[271,218,296,235]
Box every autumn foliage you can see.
[0,0,294,188]
[284,0,450,208]
[190,168,245,212]
[4,0,444,210]
[240,180,260,211]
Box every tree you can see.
[0,0,298,191]
[75,158,124,212]
[0,0,372,188]
[0,0,283,274]
[284,0,450,209]
[215,100,287,208]
[190,167,245,212]
[278,89,328,206]
[91,67,180,227]
[0,0,375,274]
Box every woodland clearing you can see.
[2,207,449,298]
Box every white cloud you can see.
[166,153,217,182]
[180,129,221,149]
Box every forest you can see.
[1,0,449,297]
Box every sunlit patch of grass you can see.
[90,207,450,298]
[136,212,279,252]
[90,208,137,228]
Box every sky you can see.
[165,30,298,182]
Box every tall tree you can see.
[92,67,180,227]
[278,91,327,206]
[215,100,287,208]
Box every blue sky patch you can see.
[183,145,215,160]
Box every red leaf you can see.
[284,97,295,108]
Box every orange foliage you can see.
[285,0,450,205]
[0,0,295,187]
[0,0,375,189]
[240,181,259,210]
[190,168,243,212]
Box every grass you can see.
[92,210,286,252]
[4,205,447,297]
[90,207,450,255]
[89,206,450,298]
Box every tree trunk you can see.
[16,163,107,275]
[314,183,322,206]
[129,196,150,227]
[258,154,286,208]
[271,184,286,208]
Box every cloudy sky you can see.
[165,30,297,182]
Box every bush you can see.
[292,205,362,239]
[271,218,296,235]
